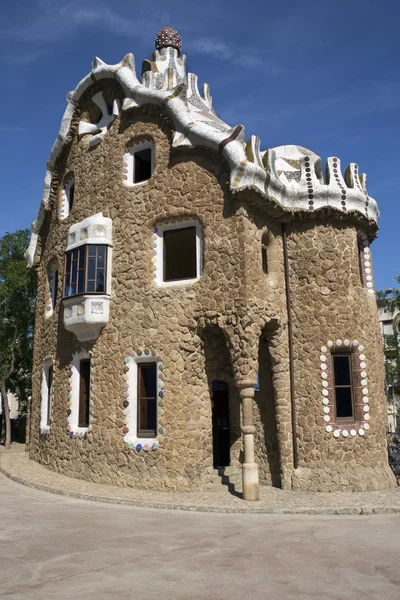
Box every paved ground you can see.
[1,446,400,514]
[1,475,400,600]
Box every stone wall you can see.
[28,78,395,493]
[29,85,282,491]
[286,221,396,491]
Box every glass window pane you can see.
[134,148,152,183]
[333,355,351,386]
[78,269,85,293]
[87,280,95,293]
[336,387,353,418]
[71,259,77,284]
[88,246,97,257]
[88,256,96,281]
[70,282,77,296]
[164,227,197,282]
[97,246,105,269]
[79,246,86,268]
[96,270,105,293]
[139,364,157,399]
[146,397,157,432]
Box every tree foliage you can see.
[376,275,400,332]
[0,229,37,447]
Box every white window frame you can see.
[46,262,58,317]
[155,219,203,288]
[123,139,154,187]
[68,351,92,434]
[40,359,54,433]
[60,175,75,220]
[124,353,163,447]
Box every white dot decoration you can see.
[366,282,373,288]
[366,275,372,282]
[321,339,370,438]
[363,247,369,254]
[365,268,371,274]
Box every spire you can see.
[155,27,182,54]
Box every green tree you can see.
[376,275,400,332]
[0,230,37,449]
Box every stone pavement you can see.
[1,474,400,600]
[1,444,399,515]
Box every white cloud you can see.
[187,36,278,72]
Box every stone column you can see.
[238,381,259,501]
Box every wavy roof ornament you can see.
[26,28,378,267]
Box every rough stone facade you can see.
[27,30,396,498]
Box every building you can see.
[26,28,396,500]
[379,308,400,432]
[0,392,20,420]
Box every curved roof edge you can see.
[26,47,378,267]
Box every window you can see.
[47,263,58,316]
[40,360,54,432]
[64,245,107,297]
[124,141,154,186]
[134,149,152,183]
[46,366,53,427]
[61,175,75,219]
[261,231,269,275]
[164,227,197,282]
[78,359,91,428]
[137,363,157,438]
[333,354,354,421]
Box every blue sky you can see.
[1,0,399,290]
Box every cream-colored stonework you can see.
[27,30,396,497]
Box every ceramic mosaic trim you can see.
[27,39,379,268]
[357,232,375,295]
[320,339,370,438]
[66,350,93,439]
[123,350,164,451]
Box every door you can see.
[212,381,230,468]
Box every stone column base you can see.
[242,462,259,501]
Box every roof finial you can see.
[155,27,182,54]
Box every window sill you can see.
[63,295,110,342]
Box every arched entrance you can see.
[211,380,230,468]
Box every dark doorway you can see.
[212,380,230,468]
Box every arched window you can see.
[124,140,154,186]
[60,174,75,219]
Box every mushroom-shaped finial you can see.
[155,27,182,53]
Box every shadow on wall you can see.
[255,334,281,488]
[201,325,241,467]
